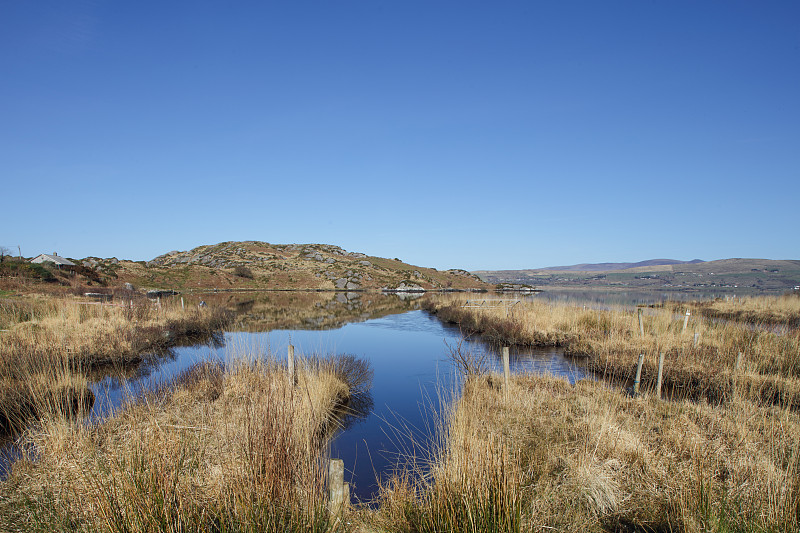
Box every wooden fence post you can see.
[682,310,691,333]
[637,308,645,337]
[502,347,510,392]
[633,353,644,396]
[328,459,347,515]
[288,344,295,383]
[693,332,700,348]
[656,352,665,399]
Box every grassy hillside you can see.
[64,241,490,293]
[476,258,800,293]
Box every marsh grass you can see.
[425,295,800,409]
[395,295,800,531]
[0,294,231,435]
[365,377,523,533]
[367,367,800,533]
[0,351,367,532]
[0,295,230,368]
[661,294,800,328]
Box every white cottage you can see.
[30,253,75,267]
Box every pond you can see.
[89,294,586,501]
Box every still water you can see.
[90,307,585,501]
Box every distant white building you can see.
[30,253,75,267]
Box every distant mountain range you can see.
[474,258,800,293]
[537,259,705,272]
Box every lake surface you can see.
[89,305,585,501]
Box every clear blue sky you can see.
[2,1,798,270]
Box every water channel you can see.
[89,295,585,501]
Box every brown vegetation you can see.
[424,295,800,410]
[0,353,368,532]
[0,294,231,434]
[659,293,800,328]
[369,373,799,532]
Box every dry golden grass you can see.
[369,373,800,532]
[425,295,800,409]
[0,294,230,435]
[662,294,800,328]
[0,352,361,532]
[0,294,228,366]
[374,294,800,532]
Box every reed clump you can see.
[425,295,800,409]
[372,371,800,532]
[0,352,367,532]
[0,295,230,367]
[0,294,231,434]
[661,293,800,328]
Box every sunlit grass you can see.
[0,349,370,532]
[424,294,800,408]
[0,294,230,434]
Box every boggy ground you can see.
[363,373,800,533]
[3,289,799,532]
[424,295,800,410]
[0,293,231,434]
[658,294,800,329]
[0,353,372,532]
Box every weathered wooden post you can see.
[693,332,700,348]
[288,344,295,383]
[328,458,348,515]
[637,308,645,337]
[656,352,665,399]
[735,351,744,372]
[682,309,691,333]
[633,353,644,396]
[502,347,510,392]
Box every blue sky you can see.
[2,1,798,270]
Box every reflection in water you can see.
[180,291,420,332]
[0,436,21,480]
[333,391,375,434]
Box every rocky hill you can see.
[81,241,490,293]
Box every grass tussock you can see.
[0,294,231,434]
[0,295,230,367]
[0,353,368,532]
[370,372,800,533]
[660,294,800,328]
[425,295,800,409]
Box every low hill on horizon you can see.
[475,258,800,293]
[70,241,491,292]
